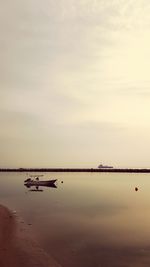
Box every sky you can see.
[1,0,150,168]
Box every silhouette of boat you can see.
[98,164,113,169]
[24,179,57,186]
[24,175,57,187]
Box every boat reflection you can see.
[24,183,57,192]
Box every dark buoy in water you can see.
[135,187,138,191]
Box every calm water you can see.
[0,172,150,266]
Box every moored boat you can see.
[24,174,57,187]
[24,179,57,186]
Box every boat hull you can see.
[24,179,57,186]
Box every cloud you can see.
[1,0,150,167]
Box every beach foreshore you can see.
[0,204,61,267]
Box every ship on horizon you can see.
[98,164,113,169]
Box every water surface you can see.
[0,172,150,267]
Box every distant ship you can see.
[98,164,113,169]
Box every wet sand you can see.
[0,205,61,267]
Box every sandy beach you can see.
[0,205,61,267]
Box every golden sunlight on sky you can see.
[1,0,150,168]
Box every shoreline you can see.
[0,204,61,267]
[1,168,150,173]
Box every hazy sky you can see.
[1,0,150,168]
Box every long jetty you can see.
[1,168,150,173]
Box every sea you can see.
[0,172,150,267]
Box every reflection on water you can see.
[29,188,44,192]
[24,183,57,191]
[0,172,150,266]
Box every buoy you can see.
[135,187,138,191]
